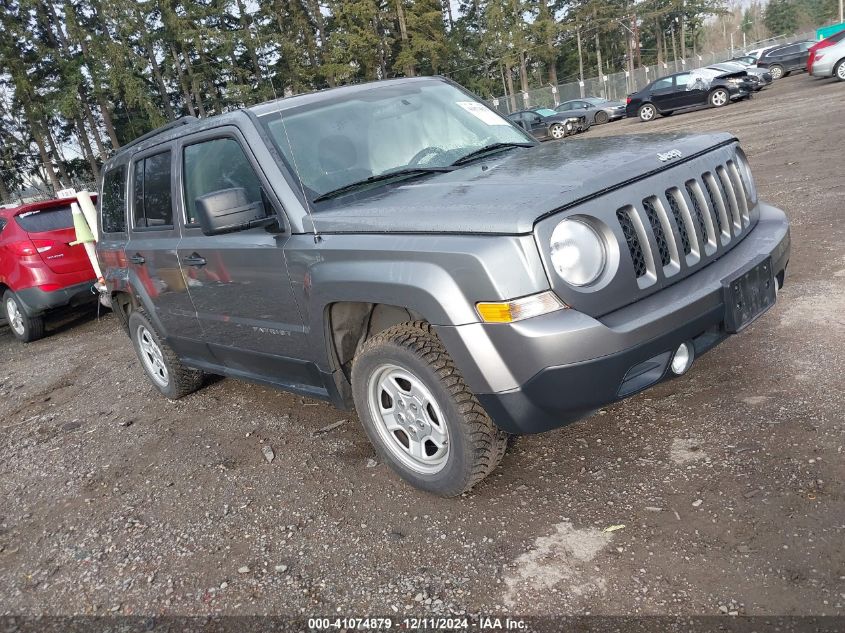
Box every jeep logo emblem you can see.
[657,149,683,162]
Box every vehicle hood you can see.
[311,132,737,235]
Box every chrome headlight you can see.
[549,218,606,287]
[735,148,757,205]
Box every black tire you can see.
[709,88,729,108]
[351,321,508,497]
[637,103,657,122]
[3,290,44,343]
[128,309,204,399]
[594,110,609,124]
[769,64,784,80]
[835,59,845,81]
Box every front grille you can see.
[616,161,751,285]
[616,208,648,278]
[642,197,671,267]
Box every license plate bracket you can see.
[722,256,776,333]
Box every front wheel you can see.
[709,88,729,108]
[3,290,44,343]
[637,103,656,122]
[549,123,567,140]
[128,309,204,399]
[352,322,508,497]
[835,60,845,81]
[594,110,609,124]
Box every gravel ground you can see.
[0,74,843,619]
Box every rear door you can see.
[126,145,204,348]
[14,204,92,275]
[175,128,316,388]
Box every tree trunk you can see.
[79,92,107,158]
[170,44,197,117]
[74,117,100,181]
[595,31,605,97]
[32,122,62,191]
[179,45,207,117]
[147,49,176,120]
[577,27,585,97]
[46,126,69,185]
[235,0,264,81]
[519,50,529,94]
[505,66,517,112]
[656,20,664,69]
[680,0,687,59]
[0,175,9,203]
[443,0,454,29]
[395,0,415,77]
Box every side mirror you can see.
[194,188,277,236]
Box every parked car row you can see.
[506,96,628,141]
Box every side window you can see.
[132,151,173,229]
[674,73,692,89]
[182,137,266,226]
[652,77,672,90]
[101,165,127,233]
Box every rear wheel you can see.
[549,123,567,140]
[709,88,729,108]
[836,60,845,81]
[769,64,784,80]
[352,321,508,497]
[128,309,204,399]
[3,290,44,343]
[594,110,609,124]
[637,103,656,122]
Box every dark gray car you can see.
[97,77,790,497]
[556,97,626,123]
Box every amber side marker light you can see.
[476,291,567,324]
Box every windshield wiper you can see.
[313,167,453,202]
[451,142,534,167]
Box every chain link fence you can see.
[1,180,97,208]
[488,31,815,113]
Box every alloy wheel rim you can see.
[641,106,654,120]
[137,325,169,388]
[838,64,845,80]
[6,298,24,336]
[367,363,450,475]
[550,125,565,139]
[772,67,782,79]
[713,91,727,106]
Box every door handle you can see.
[182,253,207,267]
[129,253,146,265]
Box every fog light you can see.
[671,342,694,375]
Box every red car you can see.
[808,29,845,73]
[0,196,97,342]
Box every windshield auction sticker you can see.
[456,101,510,125]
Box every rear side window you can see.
[133,151,174,228]
[0,218,6,233]
[101,165,127,233]
[15,205,73,233]
[182,138,264,225]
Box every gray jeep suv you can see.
[96,77,790,497]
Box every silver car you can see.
[810,37,845,80]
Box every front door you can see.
[126,146,202,347]
[175,129,318,389]
[670,73,707,109]
[648,76,676,111]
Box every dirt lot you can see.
[1,74,843,620]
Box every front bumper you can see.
[16,280,97,316]
[435,203,790,435]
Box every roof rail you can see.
[118,116,199,154]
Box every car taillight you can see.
[626,97,631,104]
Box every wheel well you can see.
[327,302,423,378]
[110,291,136,332]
